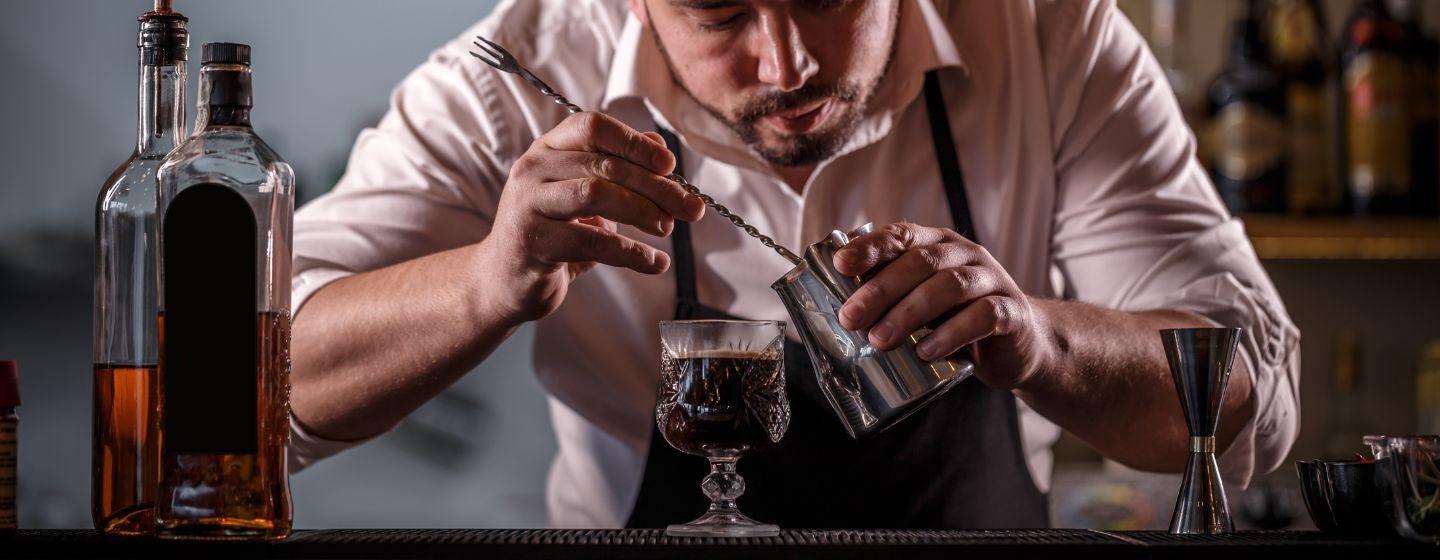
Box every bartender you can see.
[288,0,1300,528]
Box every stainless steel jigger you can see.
[1161,327,1242,535]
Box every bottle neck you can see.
[197,64,254,129]
[136,61,186,157]
[1228,8,1269,65]
[136,15,187,157]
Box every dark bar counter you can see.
[2,529,1429,559]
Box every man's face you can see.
[636,0,900,168]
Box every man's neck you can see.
[775,164,815,195]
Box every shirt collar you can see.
[599,0,966,171]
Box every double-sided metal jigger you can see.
[1161,327,1242,535]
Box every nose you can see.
[755,12,818,92]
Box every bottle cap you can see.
[203,42,251,66]
[0,361,17,408]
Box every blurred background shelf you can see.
[1242,214,1440,259]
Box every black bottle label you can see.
[162,184,258,454]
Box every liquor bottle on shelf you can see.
[1324,332,1369,458]
[1207,0,1287,214]
[1394,0,1439,216]
[1341,0,1411,214]
[155,42,294,541]
[1419,341,1440,435]
[92,0,187,537]
[1268,0,1339,214]
[1151,0,1190,102]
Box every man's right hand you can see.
[478,111,706,324]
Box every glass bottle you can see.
[0,361,18,536]
[1393,0,1440,216]
[1324,332,1368,458]
[1341,0,1411,214]
[1207,0,1287,214]
[155,42,294,540]
[1150,0,1189,101]
[1269,0,1338,214]
[92,0,187,536]
[1419,341,1440,435]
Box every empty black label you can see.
[162,184,258,454]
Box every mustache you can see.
[734,82,862,125]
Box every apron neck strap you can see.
[656,128,699,320]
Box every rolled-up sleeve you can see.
[287,27,534,469]
[1039,0,1301,488]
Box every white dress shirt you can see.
[289,0,1302,528]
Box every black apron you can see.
[626,71,1049,529]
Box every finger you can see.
[576,215,615,234]
[839,249,941,331]
[542,222,671,275]
[866,266,1003,350]
[546,152,703,222]
[533,178,673,237]
[543,112,676,176]
[914,295,1021,362]
[635,131,706,221]
[833,223,957,277]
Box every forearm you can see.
[291,241,520,441]
[1015,298,1254,472]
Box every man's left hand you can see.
[833,222,1054,391]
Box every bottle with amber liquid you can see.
[92,0,188,536]
[1207,0,1287,213]
[155,42,293,540]
[1341,0,1411,214]
[1268,0,1339,214]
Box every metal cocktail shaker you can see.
[771,223,974,438]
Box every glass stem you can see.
[701,457,745,515]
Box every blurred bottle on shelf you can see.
[1151,0,1190,101]
[1392,0,1439,217]
[1325,332,1368,458]
[1268,0,1339,214]
[1341,0,1411,215]
[1207,0,1288,214]
[1419,341,1440,434]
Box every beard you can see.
[725,82,865,167]
[646,13,895,168]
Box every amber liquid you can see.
[92,364,159,535]
[155,311,292,540]
[658,354,789,457]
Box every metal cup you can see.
[1161,327,1242,534]
[770,223,974,438]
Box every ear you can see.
[630,0,649,26]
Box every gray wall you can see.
[0,0,559,529]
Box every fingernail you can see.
[870,322,894,345]
[655,152,673,171]
[916,339,940,361]
[658,220,672,236]
[687,197,706,220]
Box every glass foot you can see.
[665,509,779,538]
